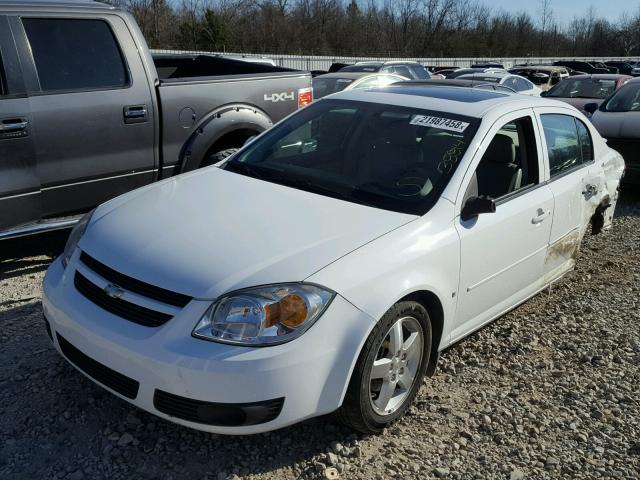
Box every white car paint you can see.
[43,87,624,434]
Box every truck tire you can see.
[202,148,239,168]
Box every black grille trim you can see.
[74,271,173,327]
[57,333,139,399]
[80,252,192,308]
[153,389,284,427]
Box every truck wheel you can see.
[336,301,431,433]
[201,148,239,168]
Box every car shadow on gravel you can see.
[0,230,68,279]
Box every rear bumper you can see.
[43,256,375,434]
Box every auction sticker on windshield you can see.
[410,115,470,133]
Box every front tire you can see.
[337,301,431,433]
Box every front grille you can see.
[57,333,139,399]
[80,252,192,308]
[153,389,284,427]
[74,271,173,327]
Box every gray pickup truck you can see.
[0,0,312,238]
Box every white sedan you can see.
[43,85,623,435]
[457,71,543,96]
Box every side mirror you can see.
[584,103,599,114]
[461,196,496,221]
[540,91,548,97]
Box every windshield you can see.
[222,99,479,215]
[546,78,617,99]
[601,82,640,112]
[312,77,354,99]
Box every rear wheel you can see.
[337,301,431,433]
[201,148,239,168]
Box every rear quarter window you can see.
[22,18,129,92]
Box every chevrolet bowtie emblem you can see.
[103,284,125,299]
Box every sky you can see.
[488,0,637,23]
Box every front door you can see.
[0,16,41,231]
[13,14,155,217]
[452,112,554,342]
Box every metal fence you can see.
[151,49,637,70]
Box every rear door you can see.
[536,110,599,280]
[12,14,155,217]
[0,16,41,231]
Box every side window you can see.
[575,119,594,163]
[541,114,582,177]
[515,78,532,91]
[503,77,518,90]
[471,117,539,199]
[392,66,412,78]
[22,18,128,92]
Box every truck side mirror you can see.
[584,103,599,114]
[461,196,496,221]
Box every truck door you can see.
[13,14,156,216]
[0,16,41,231]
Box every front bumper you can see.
[43,257,374,434]
[605,138,640,185]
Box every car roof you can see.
[510,66,568,73]
[459,72,511,79]
[328,85,565,119]
[314,72,376,80]
[568,74,632,80]
[0,0,112,8]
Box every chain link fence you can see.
[151,49,638,71]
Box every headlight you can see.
[61,209,95,268]
[193,283,334,346]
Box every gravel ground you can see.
[1,190,639,480]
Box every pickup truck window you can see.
[224,99,479,215]
[541,114,584,177]
[22,18,128,92]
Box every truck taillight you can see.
[298,88,313,108]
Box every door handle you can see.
[582,184,598,197]
[123,105,148,124]
[0,118,29,139]
[531,208,550,224]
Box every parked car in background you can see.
[0,0,312,239]
[444,67,505,79]
[604,61,635,76]
[553,61,610,74]
[394,78,517,94]
[628,61,640,76]
[541,74,631,115]
[456,72,541,96]
[586,77,640,184]
[312,72,408,99]
[470,62,504,69]
[508,66,570,91]
[338,61,431,80]
[43,86,623,435]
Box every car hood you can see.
[79,168,416,299]
[590,110,640,139]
